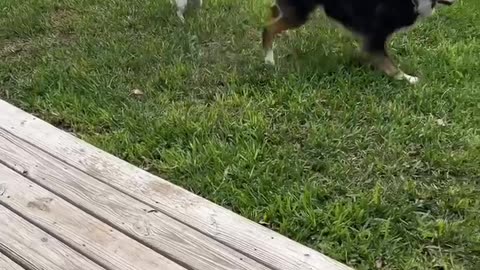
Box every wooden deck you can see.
[0,99,353,270]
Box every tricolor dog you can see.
[262,0,456,84]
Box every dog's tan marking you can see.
[262,6,306,65]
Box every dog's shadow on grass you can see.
[263,46,380,83]
[283,47,364,75]
[240,45,413,103]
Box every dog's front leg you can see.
[363,34,419,84]
[371,54,419,85]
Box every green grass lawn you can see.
[1,0,479,268]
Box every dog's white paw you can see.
[403,74,419,84]
[177,11,185,23]
[395,72,419,85]
[264,50,275,65]
[265,56,275,65]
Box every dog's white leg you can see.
[263,5,282,66]
[394,72,420,84]
[265,49,275,65]
[262,3,308,66]
[176,0,188,22]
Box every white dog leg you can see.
[394,72,420,85]
[176,0,187,22]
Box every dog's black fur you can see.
[263,0,454,83]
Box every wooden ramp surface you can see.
[0,99,353,270]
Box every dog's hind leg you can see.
[262,2,314,65]
[363,34,419,84]
[176,0,188,22]
[262,6,287,65]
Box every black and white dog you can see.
[174,0,202,22]
[262,0,456,84]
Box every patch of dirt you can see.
[50,7,77,45]
[51,8,73,28]
[1,8,78,60]
[0,39,35,58]
[48,116,78,137]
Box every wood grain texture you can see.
[0,252,24,270]
[0,99,353,270]
[0,129,270,270]
[0,164,185,270]
[0,205,104,270]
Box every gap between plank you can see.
[0,199,114,270]
[0,203,107,270]
[0,245,31,270]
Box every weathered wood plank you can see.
[0,205,104,270]
[0,99,352,270]
[0,164,185,270]
[0,129,270,270]
[0,252,24,270]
